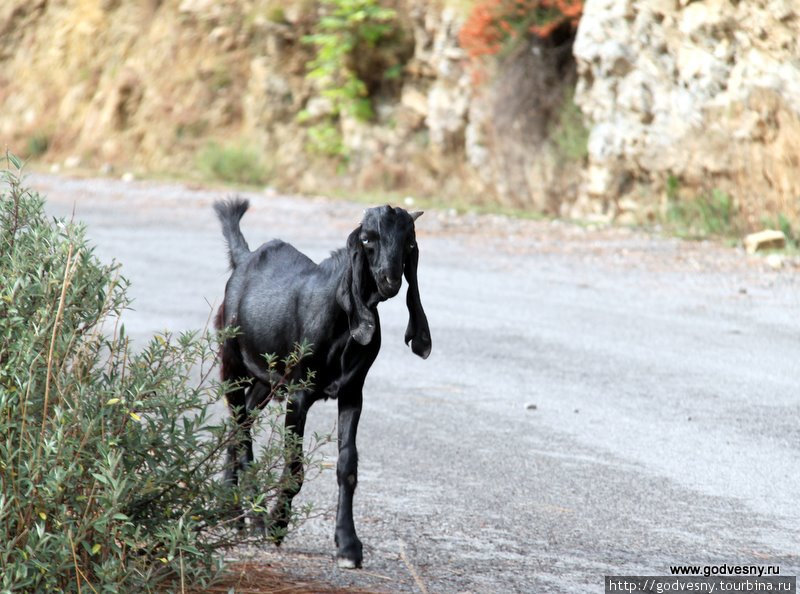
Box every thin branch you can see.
[180,550,186,594]
[400,543,429,594]
[37,243,75,466]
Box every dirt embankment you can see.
[3,0,799,230]
[0,0,586,212]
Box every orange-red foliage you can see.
[459,0,583,61]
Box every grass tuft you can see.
[665,186,738,239]
[26,132,50,158]
[197,142,270,186]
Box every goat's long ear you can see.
[403,243,432,359]
[336,227,376,345]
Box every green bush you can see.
[26,133,50,159]
[303,0,397,122]
[0,157,323,591]
[197,142,270,186]
[301,0,404,157]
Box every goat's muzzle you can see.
[377,274,402,298]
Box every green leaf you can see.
[90,472,110,485]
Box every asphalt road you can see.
[35,173,800,593]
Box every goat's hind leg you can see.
[268,390,312,545]
[222,383,253,530]
[220,337,256,529]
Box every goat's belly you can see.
[237,312,335,363]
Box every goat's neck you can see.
[326,248,381,308]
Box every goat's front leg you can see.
[335,395,363,568]
[224,392,254,487]
[267,391,311,544]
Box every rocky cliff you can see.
[574,0,800,228]
[1,0,797,230]
[0,0,583,211]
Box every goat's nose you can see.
[383,274,401,289]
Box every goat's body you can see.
[221,241,377,397]
[213,197,429,569]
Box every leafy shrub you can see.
[304,0,397,121]
[197,142,270,186]
[305,121,348,158]
[26,133,50,158]
[0,156,324,591]
[301,0,405,156]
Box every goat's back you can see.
[223,240,346,368]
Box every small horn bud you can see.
[410,211,424,221]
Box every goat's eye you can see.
[408,242,416,250]
[361,235,378,248]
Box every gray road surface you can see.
[34,173,800,593]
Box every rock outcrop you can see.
[574,0,800,228]
[0,0,583,210]
[2,0,797,229]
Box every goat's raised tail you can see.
[214,197,251,269]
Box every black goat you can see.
[213,199,431,568]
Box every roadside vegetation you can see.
[761,212,797,250]
[659,174,796,251]
[0,155,326,591]
[197,142,271,186]
[25,132,50,160]
[663,175,740,240]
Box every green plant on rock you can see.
[301,0,399,156]
[0,156,325,591]
[665,181,737,238]
[551,87,588,162]
[777,213,793,243]
[761,212,796,248]
[305,121,348,157]
[665,174,680,203]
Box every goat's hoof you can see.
[337,556,361,569]
[251,514,267,537]
[336,539,363,569]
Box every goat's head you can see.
[337,205,432,358]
